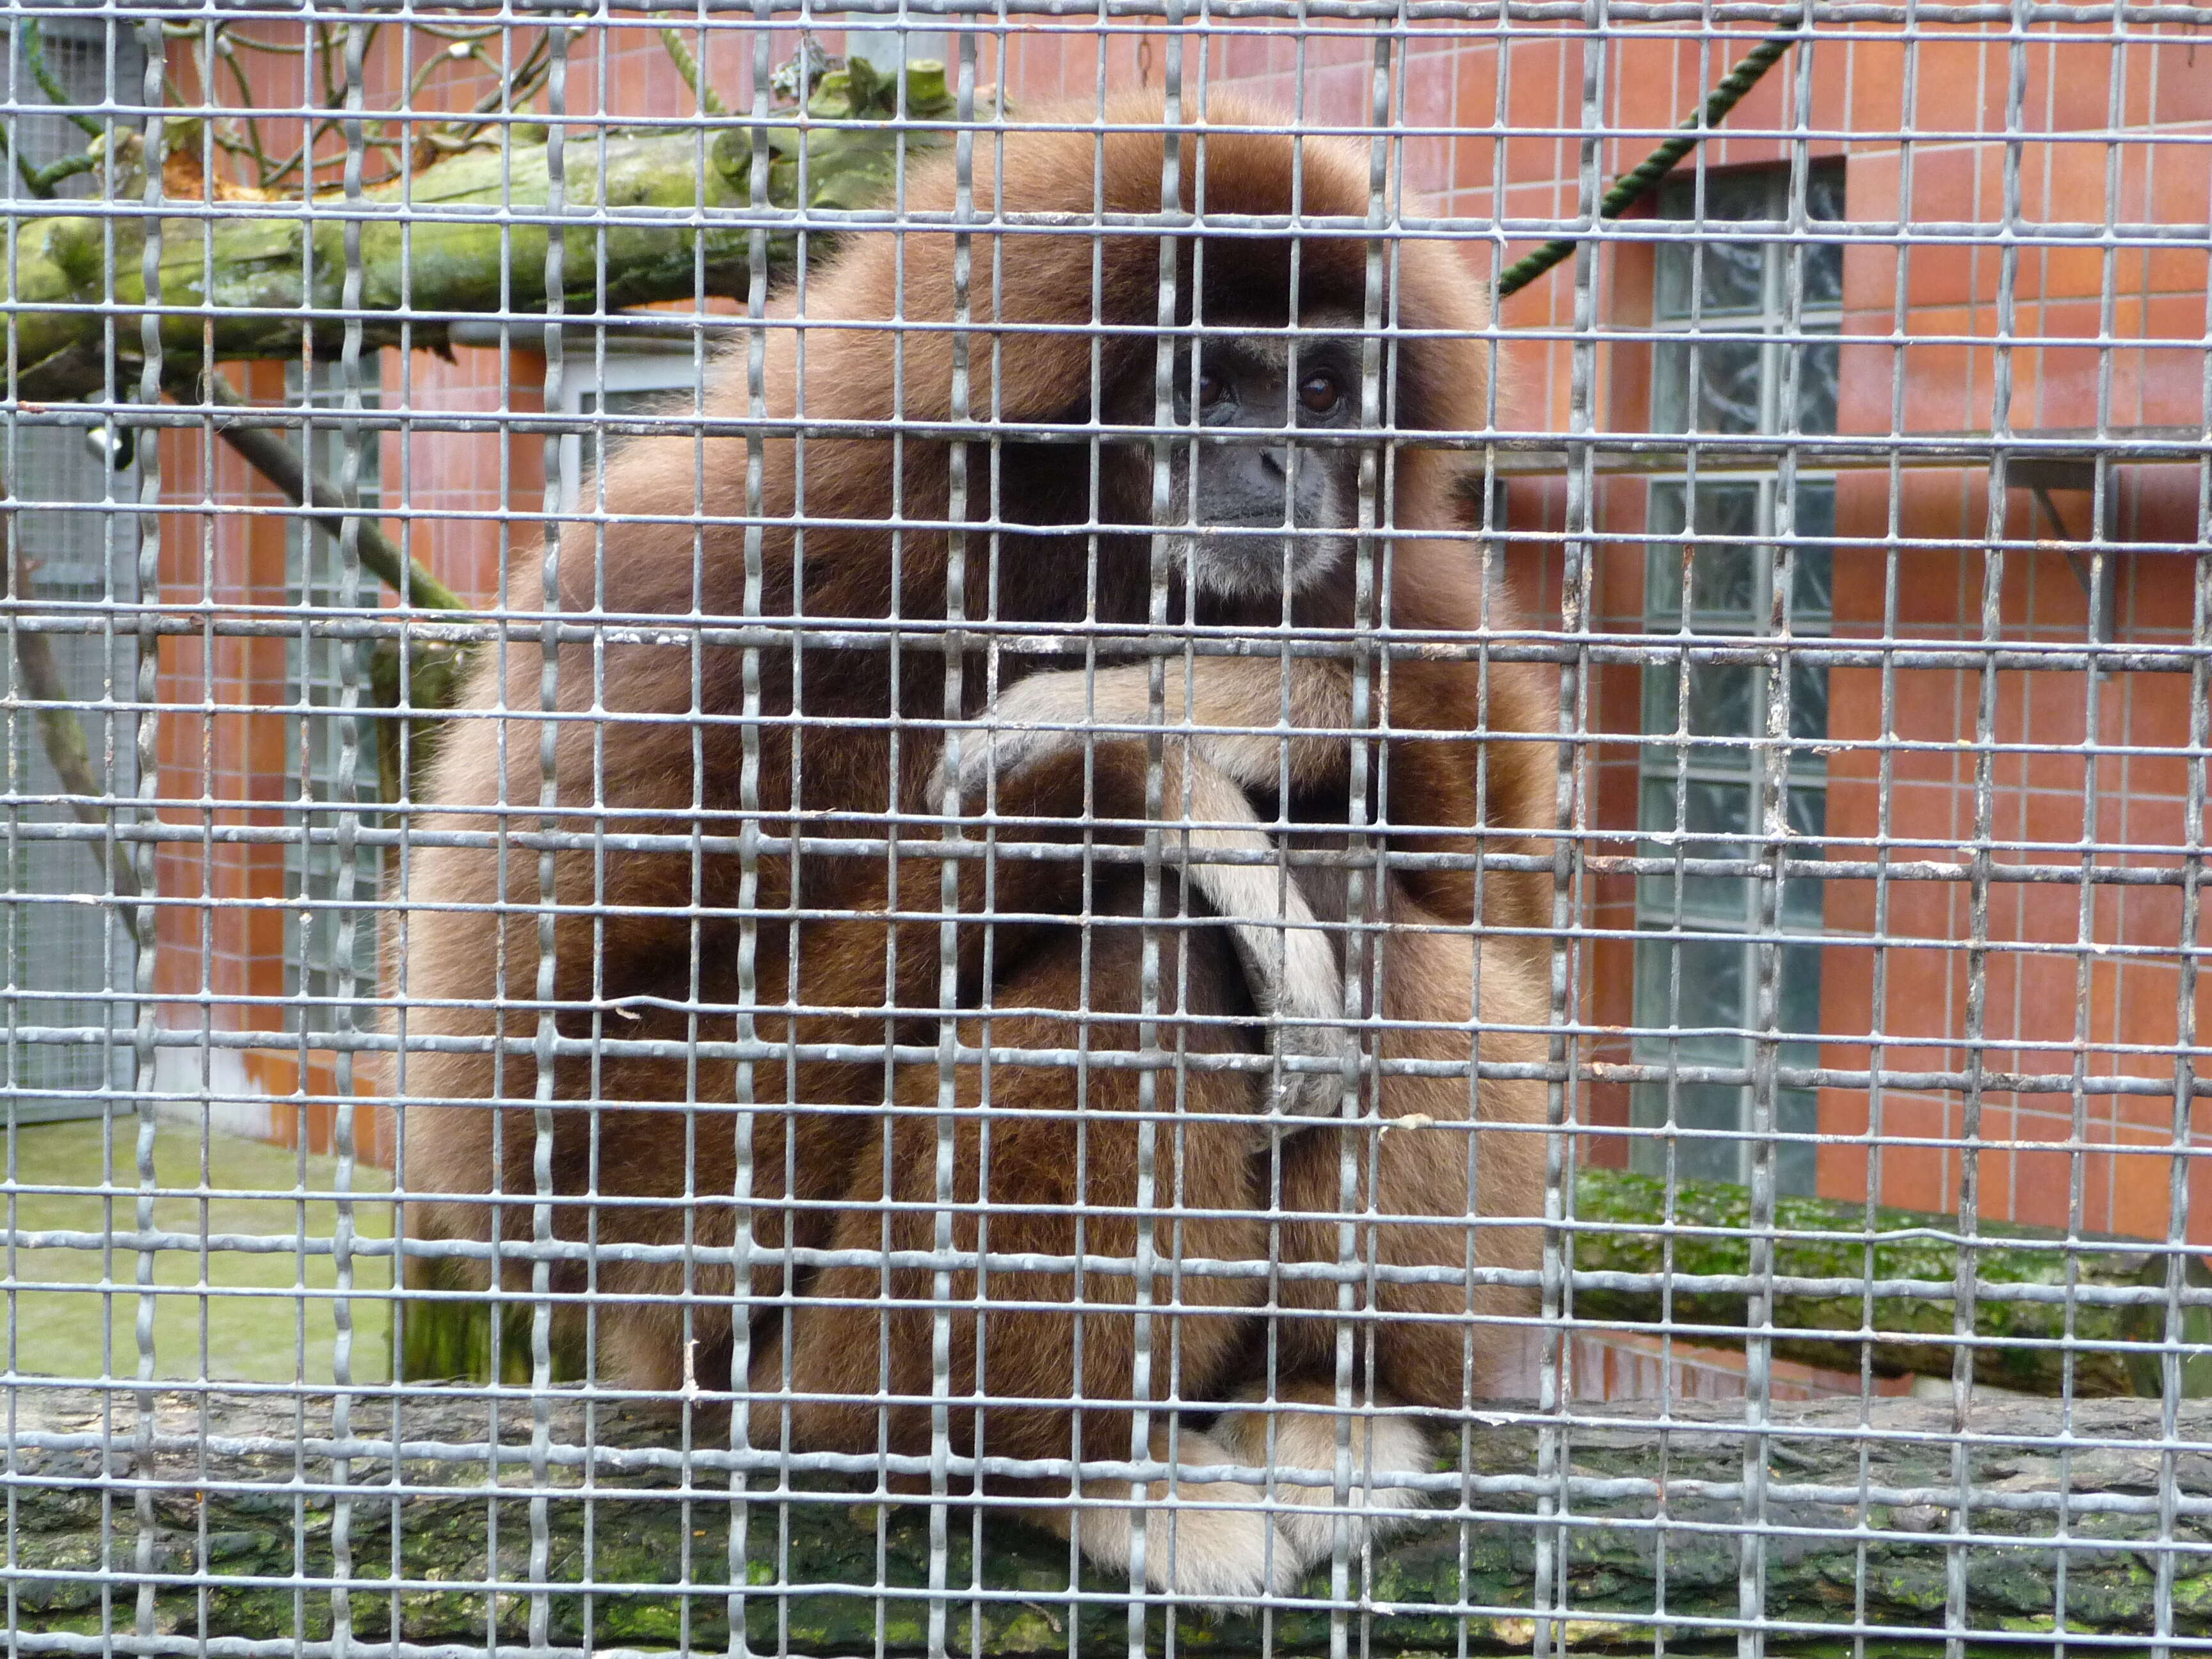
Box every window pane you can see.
[1694,237,1770,316]
[1639,776,1756,924]
[1635,932,1745,1041]
[1787,481,1836,621]
[1805,173,1840,314]
[1642,660,1757,772]
[1657,170,1774,319]
[1789,657,1829,743]
[1802,244,1844,312]
[1784,784,1827,926]
[1775,1087,1818,1196]
[1639,773,1754,840]
[1656,230,1767,318]
[1630,1080,1747,1185]
[1656,336,1765,434]
[1778,941,1823,1035]
[1806,165,1847,225]
[1687,484,1761,616]
[1690,662,1758,739]
[1642,659,1679,748]
[1790,330,1839,434]
[1647,483,1687,615]
[1801,168,1847,308]
[1649,482,1763,621]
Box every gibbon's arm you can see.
[935,658,1356,1123]
[947,657,1351,805]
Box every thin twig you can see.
[0,126,60,199]
[21,20,104,138]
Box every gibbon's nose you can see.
[1258,445,1289,483]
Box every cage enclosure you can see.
[6,4,2212,1653]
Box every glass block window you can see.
[1631,163,1843,1195]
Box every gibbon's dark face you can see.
[1103,324,1374,605]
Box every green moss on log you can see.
[388,1171,2212,1399]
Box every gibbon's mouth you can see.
[1171,529,1352,602]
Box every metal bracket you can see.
[2012,460,2117,648]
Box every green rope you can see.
[1494,22,1806,298]
[657,28,730,119]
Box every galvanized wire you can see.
[4,6,2212,1656]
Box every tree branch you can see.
[186,370,465,614]
[2,518,145,951]
[4,61,969,403]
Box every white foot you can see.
[1057,1429,1302,1600]
[1210,1397,1434,1563]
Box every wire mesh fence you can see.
[4,2,2210,1653]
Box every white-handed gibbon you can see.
[389,93,1555,1598]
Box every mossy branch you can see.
[1569,1167,2212,1398]
[5,60,969,406]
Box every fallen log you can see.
[388,1169,2212,1400]
[12,1384,2212,1652]
[1569,1167,2212,1399]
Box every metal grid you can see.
[3,4,2210,1654]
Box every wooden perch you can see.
[13,1384,2212,1650]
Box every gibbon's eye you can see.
[1196,371,1228,412]
[1298,371,1343,416]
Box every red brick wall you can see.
[1530,22,2210,1242]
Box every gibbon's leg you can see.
[1024,1421,1302,1600]
[1267,888,1548,1411]
[742,906,1341,1598]
[938,662,1354,1123]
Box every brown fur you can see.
[386,95,1555,1586]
